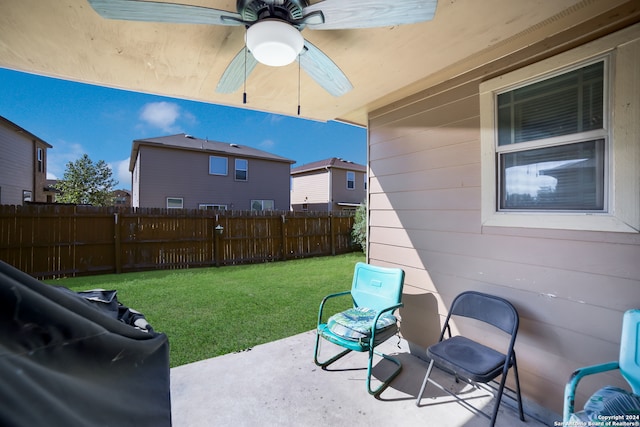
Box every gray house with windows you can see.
[129,134,294,210]
[290,157,366,212]
[0,115,53,205]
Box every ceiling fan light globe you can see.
[246,20,304,67]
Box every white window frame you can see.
[209,156,228,176]
[251,200,274,211]
[167,197,183,209]
[346,171,355,190]
[199,204,227,211]
[495,57,609,213]
[235,158,248,181]
[37,147,43,173]
[480,27,640,233]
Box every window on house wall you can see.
[363,173,367,190]
[199,204,227,210]
[167,197,183,209]
[37,148,43,173]
[496,60,606,211]
[346,171,355,190]
[235,159,248,181]
[481,31,640,233]
[251,200,274,211]
[209,156,228,175]
[23,190,32,203]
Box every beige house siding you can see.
[368,24,640,419]
[0,117,50,205]
[136,144,291,210]
[290,170,329,210]
[291,159,366,212]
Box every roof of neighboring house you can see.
[0,115,53,148]
[129,133,295,172]
[291,157,366,175]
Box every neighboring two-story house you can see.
[290,157,366,212]
[129,134,294,210]
[0,115,52,205]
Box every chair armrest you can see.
[368,302,404,343]
[317,291,352,325]
[563,361,620,422]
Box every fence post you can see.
[114,213,122,274]
[214,213,222,267]
[330,213,336,256]
[281,214,287,261]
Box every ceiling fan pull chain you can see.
[297,53,301,116]
[243,34,248,105]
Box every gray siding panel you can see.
[137,145,291,210]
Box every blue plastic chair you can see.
[563,309,640,423]
[313,262,405,396]
[415,291,524,427]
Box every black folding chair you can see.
[415,291,524,427]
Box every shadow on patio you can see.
[170,330,554,426]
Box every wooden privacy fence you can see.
[0,205,357,279]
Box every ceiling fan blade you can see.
[87,0,244,26]
[297,40,352,97]
[216,48,258,94]
[303,0,437,30]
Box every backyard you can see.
[44,253,364,367]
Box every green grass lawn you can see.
[45,253,364,367]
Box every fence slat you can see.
[0,205,356,278]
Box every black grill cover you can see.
[0,260,171,427]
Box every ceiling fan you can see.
[87,0,438,97]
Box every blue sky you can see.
[0,68,366,190]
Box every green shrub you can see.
[351,200,366,252]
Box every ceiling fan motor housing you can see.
[237,0,307,24]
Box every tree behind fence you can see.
[0,205,357,279]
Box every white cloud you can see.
[109,158,132,190]
[259,139,275,150]
[46,139,85,180]
[139,101,183,133]
[266,114,284,125]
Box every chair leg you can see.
[512,355,525,421]
[415,359,435,406]
[489,358,525,427]
[489,374,508,427]
[313,331,352,368]
[366,348,402,396]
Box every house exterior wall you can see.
[330,168,366,211]
[0,121,49,205]
[290,170,329,210]
[367,23,640,419]
[33,140,49,202]
[291,167,366,212]
[132,153,140,208]
[135,145,291,210]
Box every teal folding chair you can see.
[313,262,405,396]
[564,309,640,423]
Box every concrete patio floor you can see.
[170,331,556,427]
